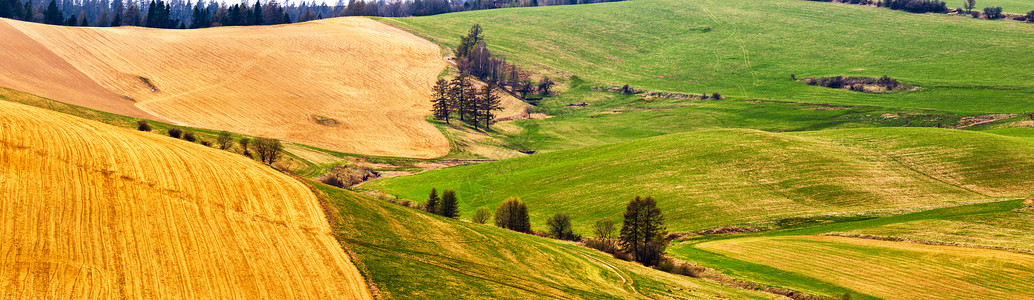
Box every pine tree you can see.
[425,187,440,214]
[250,0,262,25]
[619,196,667,266]
[449,73,473,122]
[438,189,459,218]
[478,81,502,130]
[430,78,452,123]
[43,0,62,25]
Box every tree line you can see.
[422,187,671,267]
[137,120,283,165]
[1,0,624,29]
[809,0,1034,22]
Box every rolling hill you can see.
[0,100,372,298]
[367,127,1034,234]
[383,0,1034,113]
[316,183,773,299]
[0,17,448,158]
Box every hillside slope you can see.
[0,17,447,158]
[368,128,1034,233]
[0,100,372,299]
[384,0,1034,113]
[317,184,773,299]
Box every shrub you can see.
[711,92,722,100]
[199,140,212,147]
[970,10,981,18]
[584,237,623,256]
[182,131,196,142]
[471,207,492,224]
[167,128,182,138]
[136,120,152,131]
[319,174,346,188]
[1026,10,1034,22]
[983,6,1003,19]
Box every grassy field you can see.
[508,77,977,152]
[316,183,772,299]
[366,127,1034,234]
[1,17,448,158]
[383,0,1034,113]
[977,0,1034,13]
[0,100,371,298]
[665,200,1034,299]
[697,235,1034,299]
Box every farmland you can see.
[0,17,448,158]
[368,127,1034,233]
[317,183,772,299]
[0,100,371,298]
[383,0,1034,113]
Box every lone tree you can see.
[426,187,440,214]
[253,137,282,164]
[494,197,530,233]
[546,213,578,241]
[471,207,492,224]
[216,131,233,150]
[438,189,460,218]
[964,0,976,12]
[136,120,152,131]
[983,6,1003,19]
[594,219,615,239]
[430,78,453,123]
[538,76,556,96]
[619,196,667,266]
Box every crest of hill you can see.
[0,17,448,158]
[369,128,1034,234]
[0,100,372,299]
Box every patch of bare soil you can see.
[951,114,1017,129]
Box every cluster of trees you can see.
[136,120,281,164]
[426,188,460,218]
[1,0,623,29]
[421,188,670,267]
[430,74,503,130]
[454,24,556,101]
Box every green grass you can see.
[696,235,1034,299]
[667,199,1034,299]
[315,183,772,299]
[382,0,1034,113]
[980,0,1034,13]
[509,77,976,152]
[365,127,1034,234]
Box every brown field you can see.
[0,100,372,299]
[0,18,448,158]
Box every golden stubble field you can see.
[0,17,448,158]
[0,100,372,299]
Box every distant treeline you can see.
[809,0,1034,22]
[0,0,625,29]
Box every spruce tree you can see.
[430,78,452,123]
[425,187,440,214]
[43,0,62,25]
[438,189,459,218]
[250,0,262,25]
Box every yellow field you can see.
[697,235,1034,299]
[0,100,372,299]
[0,18,448,158]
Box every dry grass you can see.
[0,18,447,158]
[697,235,1034,299]
[0,100,372,299]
